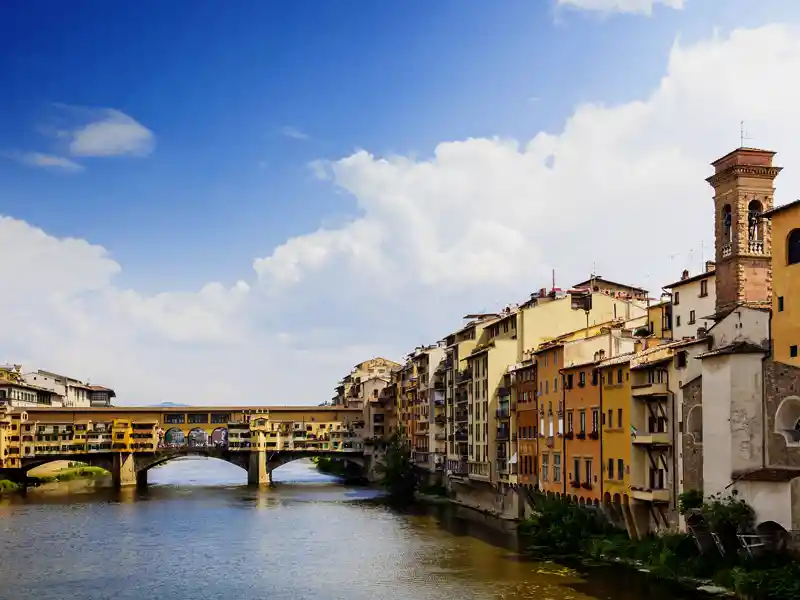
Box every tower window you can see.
[789,229,800,265]
[748,199,763,242]
[722,204,732,243]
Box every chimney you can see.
[681,269,689,281]
[697,326,707,338]
[705,260,715,273]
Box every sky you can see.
[2,0,800,405]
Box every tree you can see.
[379,428,418,505]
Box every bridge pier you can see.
[247,449,268,485]
[112,453,138,487]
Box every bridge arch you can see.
[265,451,366,472]
[187,427,208,449]
[162,427,185,448]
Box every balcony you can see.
[434,432,447,441]
[748,240,764,255]
[448,459,468,476]
[632,432,671,446]
[495,428,510,441]
[468,461,491,481]
[495,406,511,420]
[455,410,468,423]
[630,487,670,503]
[497,386,511,397]
[631,382,668,398]
[457,370,473,384]
[454,431,468,442]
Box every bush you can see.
[376,429,418,506]
[678,489,704,514]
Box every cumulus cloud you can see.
[67,108,155,157]
[557,0,685,14]
[4,23,800,406]
[11,152,84,173]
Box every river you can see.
[0,458,700,600]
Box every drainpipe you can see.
[761,309,772,472]
[561,369,567,497]
[599,366,604,503]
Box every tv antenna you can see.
[740,121,752,148]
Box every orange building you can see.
[562,360,602,506]
[513,359,537,489]
[535,341,564,497]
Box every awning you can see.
[507,453,518,465]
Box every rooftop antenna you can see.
[740,120,752,148]
[552,268,556,292]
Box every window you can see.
[617,459,624,480]
[584,459,593,484]
[554,377,558,392]
[579,372,586,387]
[607,458,614,480]
[789,229,800,265]
[674,291,680,305]
[700,279,708,297]
[778,296,784,312]
[689,310,696,325]
[567,411,574,433]
[617,408,623,428]
[676,315,681,327]
[591,370,598,386]
[573,458,580,482]
[579,410,586,433]
[566,374,573,389]
[617,369,623,384]
[676,351,687,369]
[553,454,561,482]
[545,380,549,394]
[607,409,612,428]
[591,409,599,433]
[791,346,798,358]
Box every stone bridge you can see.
[0,405,371,487]
[11,447,367,486]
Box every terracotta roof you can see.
[696,341,768,359]
[572,276,648,293]
[760,198,800,219]
[733,467,800,483]
[597,351,635,368]
[664,270,715,289]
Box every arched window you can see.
[789,229,800,265]
[722,204,732,243]
[748,199,763,242]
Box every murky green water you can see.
[0,459,697,600]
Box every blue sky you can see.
[2,0,800,403]
[0,0,749,289]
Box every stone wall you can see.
[681,376,704,493]
[763,358,800,468]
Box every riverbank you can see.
[0,461,110,495]
[516,493,800,600]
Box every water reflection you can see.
[0,459,700,600]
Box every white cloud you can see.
[67,108,155,157]
[280,126,310,140]
[5,23,800,406]
[557,0,684,15]
[12,152,84,173]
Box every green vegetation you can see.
[0,479,20,494]
[29,466,109,484]
[519,490,800,599]
[313,456,349,477]
[377,429,418,506]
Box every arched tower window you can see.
[748,199,763,241]
[722,204,732,243]
[788,229,800,265]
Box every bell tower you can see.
[706,147,782,314]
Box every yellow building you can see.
[646,300,673,340]
[598,353,633,520]
[762,199,800,365]
[444,314,496,475]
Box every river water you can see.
[0,459,699,600]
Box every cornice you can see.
[706,165,783,187]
